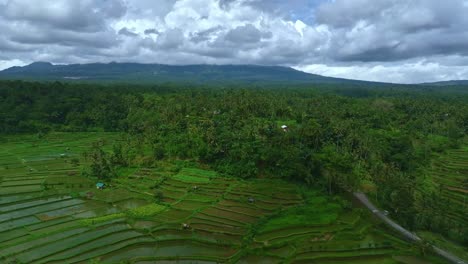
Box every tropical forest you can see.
[0,77,466,263]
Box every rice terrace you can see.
[0,133,454,263]
[0,132,461,263]
[1,0,468,263]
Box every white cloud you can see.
[0,59,27,70]
[296,60,468,84]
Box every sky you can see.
[1,0,468,83]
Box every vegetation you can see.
[80,213,126,226]
[126,204,166,218]
[0,79,466,262]
[415,146,468,247]
[0,133,448,263]
[258,196,341,232]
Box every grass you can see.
[80,213,126,226]
[259,196,341,233]
[174,174,211,183]
[172,168,217,183]
[174,168,218,184]
[126,204,166,218]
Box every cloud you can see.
[316,0,468,62]
[225,24,262,43]
[119,27,138,37]
[126,0,176,19]
[0,0,467,83]
[144,28,160,35]
[190,26,223,43]
[1,0,126,32]
[156,28,185,49]
[296,58,468,84]
[0,59,26,69]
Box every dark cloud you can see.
[155,28,185,49]
[144,29,160,35]
[317,0,468,62]
[218,0,236,9]
[261,31,273,39]
[225,24,262,43]
[119,27,138,37]
[1,0,126,32]
[0,0,125,64]
[0,36,32,52]
[245,0,314,15]
[316,0,464,30]
[7,25,117,48]
[190,26,223,43]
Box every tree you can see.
[314,145,359,194]
[89,142,115,181]
[110,143,127,166]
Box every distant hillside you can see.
[0,62,374,85]
[421,80,468,86]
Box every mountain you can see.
[0,62,375,85]
[420,80,468,86]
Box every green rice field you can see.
[0,133,449,263]
[417,144,468,260]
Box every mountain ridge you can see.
[0,62,379,85]
[2,62,467,86]
[420,80,468,86]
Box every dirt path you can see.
[353,192,466,264]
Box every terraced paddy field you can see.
[417,143,468,260]
[0,133,449,263]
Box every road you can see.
[353,192,466,264]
